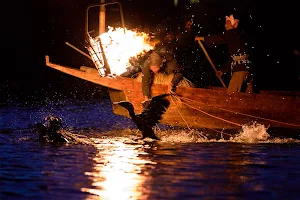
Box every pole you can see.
[197,40,227,88]
[65,42,92,60]
[99,0,106,35]
[86,2,125,36]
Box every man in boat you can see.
[141,36,184,105]
[121,34,185,105]
[195,14,254,93]
[122,16,194,106]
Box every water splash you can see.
[30,114,93,145]
[27,116,299,145]
[159,129,210,143]
[229,122,270,143]
[86,123,300,144]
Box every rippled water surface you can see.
[1,98,300,199]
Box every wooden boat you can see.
[45,55,300,137]
[45,1,300,138]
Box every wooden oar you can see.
[197,40,227,88]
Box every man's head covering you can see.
[149,51,164,69]
[225,14,239,28]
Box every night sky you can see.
[1,0,299,102]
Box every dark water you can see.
[1,98,300,200]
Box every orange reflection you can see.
[82,139,154,200]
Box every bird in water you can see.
[32,115,69,143]
[114,94,170,140]
[31,115,92,144]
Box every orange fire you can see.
[88,27,154,76]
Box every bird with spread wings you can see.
[114,94,170,140]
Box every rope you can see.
[177,95,300,128]
[180,100,243,127]
[192,116,232,136]
[170,93,234,137]
[170,93,192,130]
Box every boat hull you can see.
[45,56,300,133]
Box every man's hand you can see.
[142,100,151,108]
[216,71,223,77]
[293,49,300,56]
[142,96,151,108]
[167,83,177,94]
[195,36,204,41]
[167,83,173,93]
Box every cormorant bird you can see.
[32,115,68,143]
[114,94,170,140]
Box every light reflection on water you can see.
[75,133,300,200]
[82,138,152,200]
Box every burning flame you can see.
[88,26,154,76]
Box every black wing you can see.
[138,94,170,126]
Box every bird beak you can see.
[113,102,119,105]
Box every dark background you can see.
[1,0,299,102]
